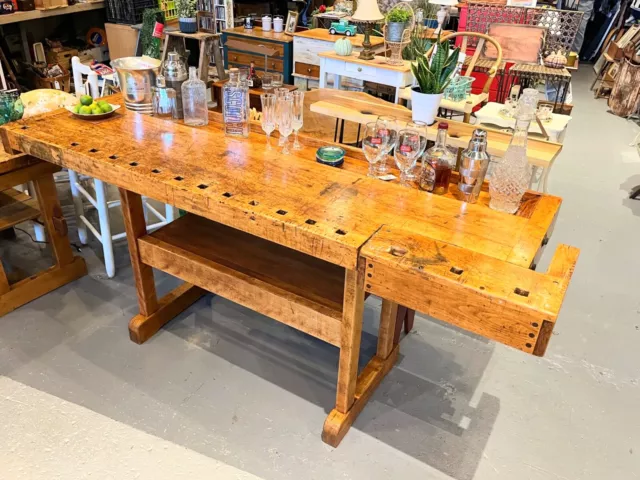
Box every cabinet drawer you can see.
[295,61,320,79]
[228,51,283,72]
[225,36,285,58]
[345,62,377,77]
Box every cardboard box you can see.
[104,23,139,60]
[35,0,68,9]
[46,47,78,70]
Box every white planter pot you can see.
[410,88,442,125]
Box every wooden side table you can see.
[292,29,385,90]
[0,148,87,316]
[318,52,413,104]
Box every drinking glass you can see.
[291,91,304,150]
[272,72,283,88]
[262,72,274,90]
[260,93,277,149]
[395,128,421,186]
[278,94,293,154]
[362,122,389,177]
[406,120,428,180]
[375,115,397,175]
[275,87,289,146]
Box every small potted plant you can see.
[386,8,412,42]
[176,0,197,34]
[410,36,459,124]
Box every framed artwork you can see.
[285,10,299,35]
[484,23,546,64]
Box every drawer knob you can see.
[233,55,238,61]
[307,68,312,73]
[357,67,362,72]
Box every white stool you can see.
[69,56,175,278]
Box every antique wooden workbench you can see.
[0,95,578,446]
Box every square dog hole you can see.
[197,184,208,189]
[222,192,233,198]
[450,267,464,275]
[305,219,316,225]
[276,210,287,215]
[514,287,530,297]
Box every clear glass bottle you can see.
[489,88,537,214]
[419,122,455,195]
[181,67,208,127]
[152,75,178,120]
[223,68,249,138]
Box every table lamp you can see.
[429,0,457,34]
[350,0,384,60]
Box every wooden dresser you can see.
[222,27,294,84]
[292,29,385,89]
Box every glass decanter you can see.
[419,122,455,195]
[489,88,538,214]
[181,67,208,127]
[223,68,250,137]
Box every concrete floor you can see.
[1,68,640,480]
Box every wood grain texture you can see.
[119,189,158,317]
[292,28,385,47]
[362,227,579,354]
[2,94,551,270]
[137,214,344,345]
[323,345,399,447]
[335,257,366,413]
[128,283,206,344]
[0,256,87,317]
[0,188,40,232]
[32,172,74,266]
[377,299,398,359]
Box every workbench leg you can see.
[120,189,205,344]
[322,267,400,447]
[0,170,87,317]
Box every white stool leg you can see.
[68,169,88,244]
[93,178,116,278]
[164,204,175,223]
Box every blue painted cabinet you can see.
[222,27,294,85]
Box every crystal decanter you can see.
[489,88,538,214]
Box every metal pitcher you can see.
[112,56,162,114]
[458,129,490,204]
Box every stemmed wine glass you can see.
[275,88,289,146]
[260,93,276,150]
[394,128,421,186]
[375,115,398,176]
[362,122,390,177]
[407,120,428,180]
[278,94,293,154]
[291,91,304,150]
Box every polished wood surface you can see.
[292,28,385,48]
[3,96,552,270]
[223,26,294,43]
[318,51,412,72]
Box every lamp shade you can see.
[351,0,384,22]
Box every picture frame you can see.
[284,10,299,35]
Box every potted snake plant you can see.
[410,35,460,124]
[177,0,198,33]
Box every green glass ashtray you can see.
[316,146,345,167]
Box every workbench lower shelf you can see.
[137,214,345,346]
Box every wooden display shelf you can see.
[0,188,40,232]
[0,1,104,25]
[137,214,345,346]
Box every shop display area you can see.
[1,0,640,476]
[0,68,638,480]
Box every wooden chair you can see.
[400,31,504,122]
[68,57,175,278]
